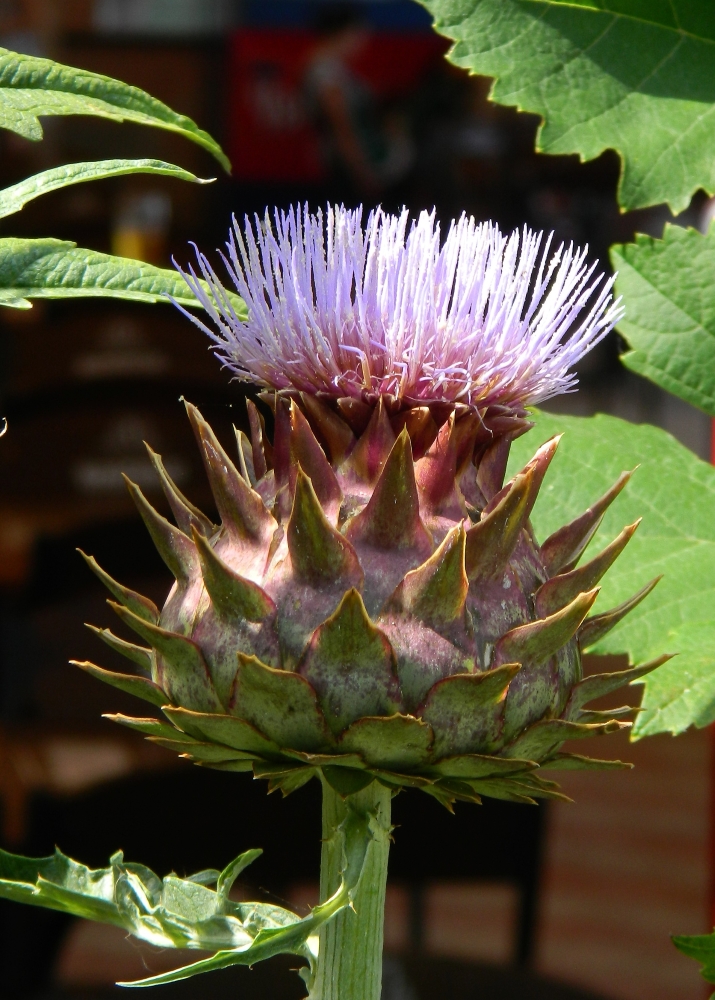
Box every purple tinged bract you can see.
[176,204,623,409]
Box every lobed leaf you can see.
[0,47,229,171]
[0,238,247,313]
[419,0,715,212]
[612,225,715,416]
[508,410,715,738]
[0,802,373,989]
[0,159,213,220]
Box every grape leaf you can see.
[508,410,715,738]
[0,237,247,315]
[0,47,229,171]
[634,623,715,737]
[419,0,715,212]
[0,159,213,220]
[673,931,715,988]
[611,224,715,416]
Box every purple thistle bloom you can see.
[176,204,623,409]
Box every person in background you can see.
[304,3,413,201]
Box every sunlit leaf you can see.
[0,47,229,171]
[0,159,213,220]
[419,0,715,212]
[612,224,715,416]
[0,238,247,314]
[673,930,715,988]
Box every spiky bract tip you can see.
[78,396,663,808]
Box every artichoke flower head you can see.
[79,205,667,806]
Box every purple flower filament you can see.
[176,204,623,409]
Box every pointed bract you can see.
[392,406,438,460]
[246,398,271,478]
[86,624,153,674]
[192,527,276,622]
[105,714,194,741]
[494,589,599,668]
[465,470,532,581]
[231,653,333,752]
[163,705,280,756]
[579,577,661,649]
[300,392,355,465]
[235,428,257,486]
[298,589,402,734]
[501,717,628,760]
[145,444,215,537]
[418,664,520,756]
[415,413,458,513]
[338,714,433,770]
[71,660,167,707]
[565,654,674,716]
[520,436,561,514]
[345,397,395,483]
[476,436,512,502]
[540,471,633,575]
[272,394,291,494]
[344,429,431,554]
[539,752,632,771]
[289,400,342,512]
[185,401,276,543]
[535,521,640,618]
[388,525,468,629]
[109,602,221,713]
[124,476,198,582]
[78,550,158,623]
[288,468,363,588]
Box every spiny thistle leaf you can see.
[419,0,715,213]
[0,47,230,171]
[0,807,373,989]
[0,159,213,220]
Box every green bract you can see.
[78,397,660,806]
[508,410,715,739]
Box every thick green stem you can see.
[309,777,392,1000]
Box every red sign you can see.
[227,29,446,183]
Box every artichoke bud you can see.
[80,398,663,806]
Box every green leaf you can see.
[0,47,229,171]
[508,410,715,738]
[419,0,715,212]
[0,238,247,314]
[0,159,213,220]
[673,930,715,985]
[612,225,715,415]
[121,804,372,987]
[634,623,715,737]
[0,806,373,990]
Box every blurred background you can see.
[0,2,709,999]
